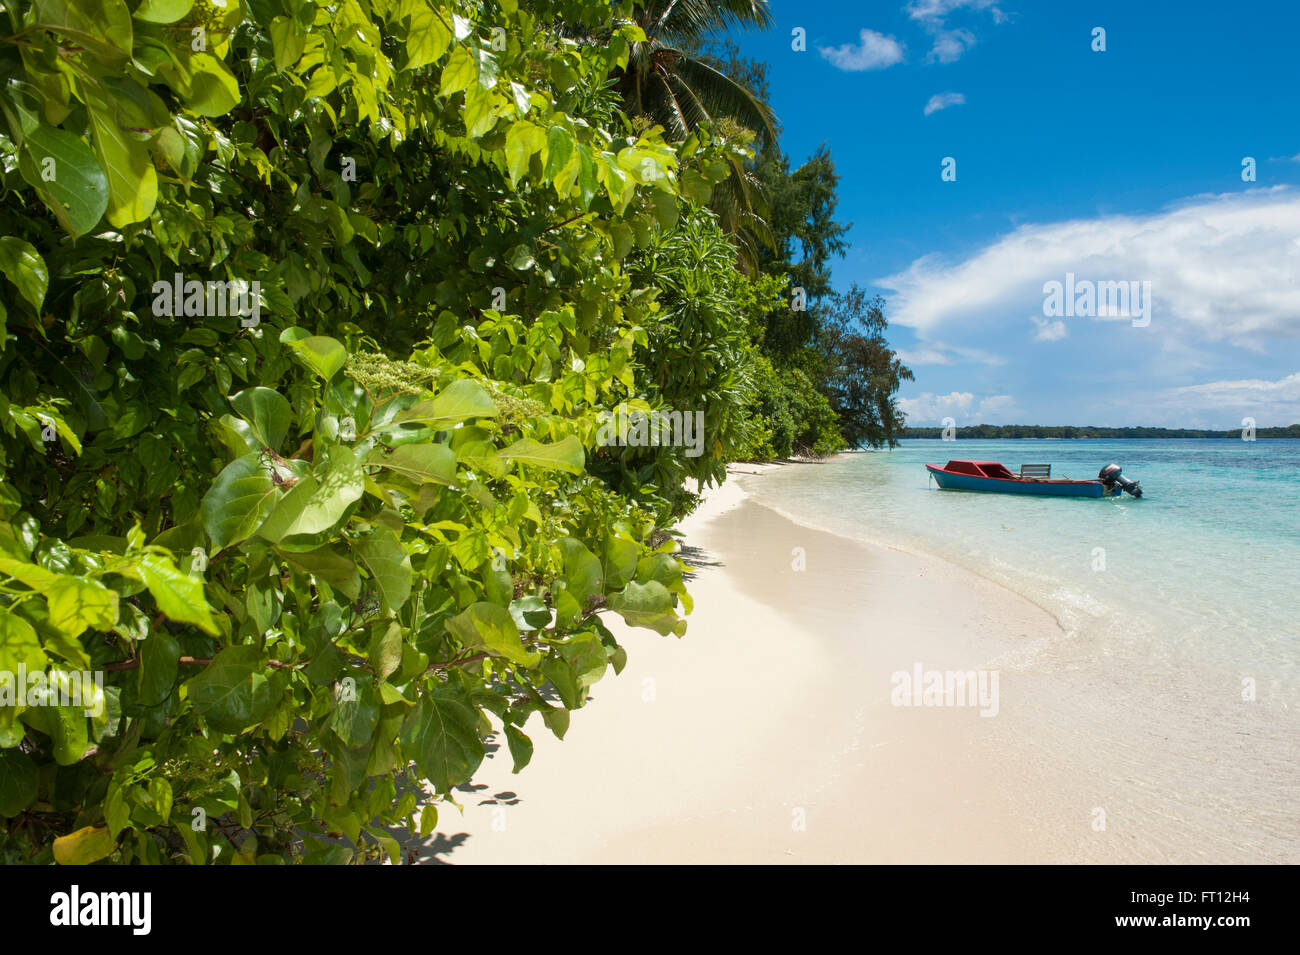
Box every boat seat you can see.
[1019,464,1051,479]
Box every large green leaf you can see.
[0,749,39,817]
[185,53,240,117]
[85,90,157,227]
[606,580,685,636]
[122,553,218,634]
[367,442,456,486]
[52,825,116,865]
[18,125,109,236]
[353,527,412,614]
[557,538,603,606]
[280,546,362,600]
[404,2,452,70]
[259,445,363,540]
[498,435,584,474]
[281,332,347,381]
[400,682,484,793]
[0,608,47,673]
[138,630,180,707]
[21,699,90,764]
[439,45,476,95]
[132,0,194,24]
[328,676,379,747]
[34,0,133,61]
[45,575,119,639]
[445,602,541,667]
[230,387,292,450]
[185,646,274,734]
[201,453,281,549]
[0,238,48,311]
[391,379,498,428]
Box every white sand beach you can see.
[418,463,1296,864]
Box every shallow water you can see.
[745,440,1299,695]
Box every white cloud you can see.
[897,341,1004,365]
[1118,373,1300,428]
[906,0,1003,21]
[924,91,966,116]
[899,391,1017,424]
[928,28,976,63]
[1029,315,1067,341]
[878,189,1300,346]
[819,29,905,72]
[906,0,1004,63]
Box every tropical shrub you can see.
[0,0,740,863]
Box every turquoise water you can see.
[745,440,1300,697]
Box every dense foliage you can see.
[0,0,752,864]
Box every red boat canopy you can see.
[942,460,1017,479]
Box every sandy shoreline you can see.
[418,462,1295,864]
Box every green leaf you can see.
[282,333,347,381]
[230,387,292,450]
[400,682,484,793]
[445,602,540,667]
[367,619,403,682]
[18,126,109,237]
[0,608,47,673]
[557,539,603,606]
[85,90,157,227]
[269,15,306,72]
[35,0,133,61]
[259,445,363,540]
[138,630,180,707]
[185,53,241,117]
[504,723,533,773]
[185,646,274,735]
[52,825,116,865]
[122,552,218,635]
[201,453,280,549]
[0,238,48,312]
[45,575,119,638]
[367,442,456,486]
[404,2,452,71]
[504,121,544,185]
[21,698,90,764]
[607,580,685,636]
[353,527,412,614]
[0,749,39,817]
[133,0,194,24]
[544,125,574,179]
[498,435,584,474]
[391,379,498,428]
[328,676,380,747]
[281,546,362,600]
[440,46,476,95]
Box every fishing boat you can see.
[925,460,1143,498]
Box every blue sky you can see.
[729,0,1300,427]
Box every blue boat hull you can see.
[926,465,1109,498]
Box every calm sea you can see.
[744,439,1300,699]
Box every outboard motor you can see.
[1099,463,1142,498]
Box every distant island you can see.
[903,424,1300,439]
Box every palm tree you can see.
[612,0,778,270]
[617,1,776,145]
